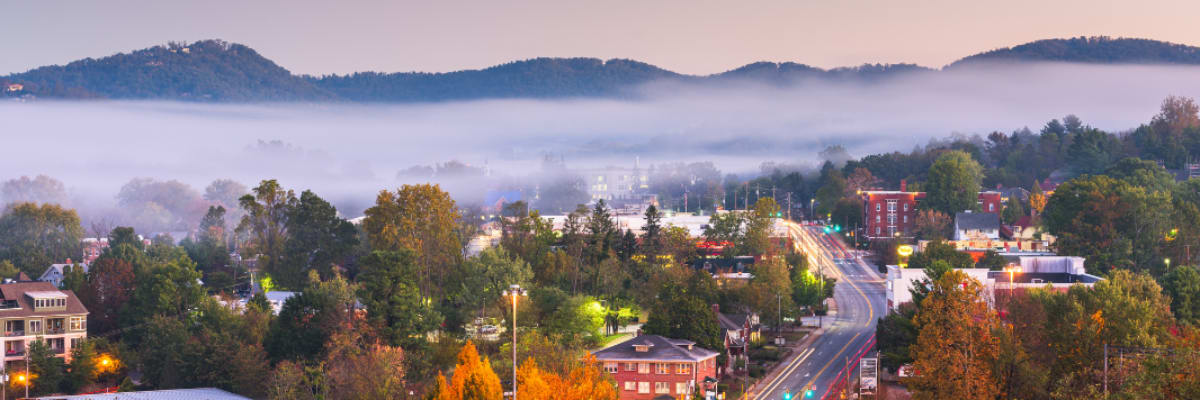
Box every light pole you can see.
[1003,265,1022,306]
[504,284,527,400]
[1165,258,1171,270]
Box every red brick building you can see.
[592,334,720,400]
[861,181,1002,240]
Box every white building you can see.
[38,263,87,288]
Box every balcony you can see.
[5,349,24,357]
[45,327,65,335]
[5,330,24,337]
[50,348,64,355]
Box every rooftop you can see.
[0,281,88,317]
[956,211,1000,231]
[32,388,250,400]
[592,334,719,362]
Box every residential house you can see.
[592,334,720,400]
[954,211,1001,241]
[714,305,760,376]
[0,281,89,371]
[264,291,297,315]
[38,262,88,288]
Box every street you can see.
[753,222,887,400]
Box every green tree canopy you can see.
[923,150,983,215]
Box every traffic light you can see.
[782,390,792,400]
[804,389,815,398]
[822,226,831,234]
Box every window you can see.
[903,203,909,211]
[656,363,668,374]
[903,215,908,223]
[638,363,650,374]
[887,215,896,225]
[28,320,41,334]
[875,203,880,211]
[887,201,897,212]
[624,381,636,391]
[876,227,881,235]
[624,362,636,371]
[604,363,617,373]
[676,382,689,395]
[989,203,995,212]
[875,215,880,223]
[638,382,650,394]
[678,363,691,374]
[69,317,82,331]
[70,338,81,349]
[655,382,670,394]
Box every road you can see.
[753,221,887,400]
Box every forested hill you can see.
[3,40,334,101]
[6,37,1200,102]
[309,58,684,101]
[949,37,1200,67]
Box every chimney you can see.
[65,258,72,265]
[900,179,907,192]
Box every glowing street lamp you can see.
[1003,265,1023,301]
[503,284,527,400]
[1165,258,1171,269]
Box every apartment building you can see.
[860,182,1003,240]
[0,282,88,369]
[592,334,719,400]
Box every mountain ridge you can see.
[4,36,1200,102]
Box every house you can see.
[264,291,297,315]
[994,186,1031,204]
[575,163,650,202]
[38,262,88,288]
[80,237,109,265]
[0,281,89,371]
[592,334,720,400]
[714,305,760,376]
[860,179,1003,240]
[954,211,1001,240]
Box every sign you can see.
[859,357,878,395]
[896,245,914,257]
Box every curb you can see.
[746,328,825,398]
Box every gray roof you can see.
[955,212,1000,231]
[592,334,719,362]
[33,388,249,400]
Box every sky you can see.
[4,0,1200,76]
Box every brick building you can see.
[592,334,720,400]
[860,181,1003,240]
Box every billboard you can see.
[859,357,878,395]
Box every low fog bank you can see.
[2,62,1199,224]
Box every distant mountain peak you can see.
[949,36,1200,68]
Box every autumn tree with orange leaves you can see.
[516,355,618,400]
[434,342,503,400]
[906,270,1001,400]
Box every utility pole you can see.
[786,192,792,220]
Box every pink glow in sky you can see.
[4,0,1200,75]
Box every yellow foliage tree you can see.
[435,342,503,400]
[906,270,1001,400]
[363,183,462,295]
[516,355,618,400]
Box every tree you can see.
[0,260,19,281]
[814,168,846,217]
[1162,265,1200,326]
[281,190,358,288]
[975,250,1007,270]
[912,210,951,241]
[1066,129,1121,174]
[434,342,503,400]
[324,327,408,400]
[642,280,722,351]
[1001,196,1025,225]
[640,205,663,256]
[0,202,84,276]
[585,200,617,264]
[123,251,204,335]
[116,178,205,233]
[27,340,66,396]
[452,247,534,321]
[845,167,881,194]
[743,257,793,328]
[906,270,1000,400]
[237,179,296,289]
[515,355,618,400]
[744,198,780,256]
[876,302,918,372]
[1,175,67,206]
[79,255,134,336]
[107,227,142,251]
[363,184,462,295]
[264,287,347,363]
[63,339,99,393]
[1150,95,1200,139]
[923,150,983,215]
[1042,175,1170,275]
[907,240,974,271]
[1028,180,1047,217]
[356,250,442,350]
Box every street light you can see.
[1003,265,1023,303]
[1165,258,1171,270]
[503,284,527,400]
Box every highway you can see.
[752,221,887,400]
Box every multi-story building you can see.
[860,180,1003,240]
[0,281,88,370]
[577,165,649,202]
[592,334,720,400]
